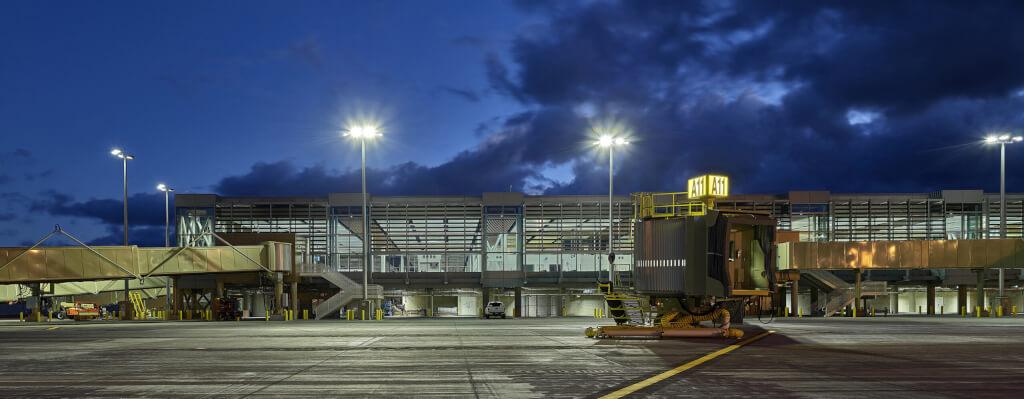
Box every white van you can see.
[484,301,506,319]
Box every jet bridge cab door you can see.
[715,212,776,297]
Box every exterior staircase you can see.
[599,283,647,325]
[307,271,383,320]
[803,270,887,317]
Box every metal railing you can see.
[632,192,707,219]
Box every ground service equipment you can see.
[587,175,777,339]
[214,297,242,321]
[63,301,101,321]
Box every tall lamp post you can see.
[984,134,1022,307]
[158,184,175,313]
[596,135,628,283]
[111,149,135,245]
[345,126,381,302]
[111,149,134,317]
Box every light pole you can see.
[596,135,628,283]
[984,134,1022,304]
[111,149,135,245]
[111,149,134,317]
[158,184,175,313]
[345,126,381,302]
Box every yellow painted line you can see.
[599,330,775,399]
[46,326,59,330]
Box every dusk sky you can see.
[3,0,1024,247]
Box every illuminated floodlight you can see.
[597,135,614,147]
[985,134,1024,144]
[156,183,165,191]
[111,149,134,159]
[346,125,381,139]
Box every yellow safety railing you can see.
[129,291,147,320]
[632,192,707,220]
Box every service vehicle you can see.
[484,301,506,319]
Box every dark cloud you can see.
[197,1,1024,198]
[486,0,1024,194]
[30,190,169,228]
[87,224,168,247]
[440,86,481,103]
[22,168,54,182]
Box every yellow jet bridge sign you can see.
[687,175,729,199]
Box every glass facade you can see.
[175,192,1023,276]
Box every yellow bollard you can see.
[304,309,309,320]
[36,311,41,322]
[871,307,875,317]
[976,306,981,318]
[961,306,966,317]
[798,307,802,317]
[361,309,366,320]
[784,307,789,318]
[997,306,1002,317]
[562,307,566,317]
[1014,306,1018,316]
[49,310,53,322]
[852,307,857,318]
[265,310,269,321]
[178,310,182,320]
[19,312,23,322]
[987,306,992,317]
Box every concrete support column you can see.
[926,283,936,315]
[777,285,787,315]
[481,288,489,316]
[124,280,131,319]
[810,287,819,315]
[173,277,184,317]
[216,279,225,298]
[273,272,283,315]
[290,281,299,313]
[790,279,799,317]
[427,288,434,317]
[976,269,986,316]
[854,269,862,313]
[559,288,566,317]
[957,285,968,314]
[514,287,523,318]
[30,283,41,315]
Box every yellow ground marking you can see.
[46,326,59,330]
[599,330,775,399]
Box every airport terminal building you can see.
[172,189,1024,317]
